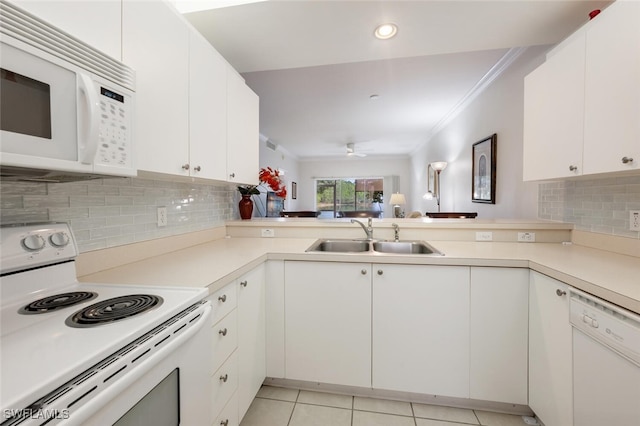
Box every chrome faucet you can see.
[392,223,400,242]
[351,218,374,240]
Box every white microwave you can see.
[0,1,136,181]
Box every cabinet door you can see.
[188,30,228,180]
[123,0,190,176]
[372,264,470,398]
[529,271,573,426]
[12,0,122,60]
[265,260,285,379]
[227,69,259,185]
[523,32,585,181]
[284,261,371,388]
[583,1,640,174]
[470,267,528,404]
[237,264,266,421]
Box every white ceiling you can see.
[183,0,611,160]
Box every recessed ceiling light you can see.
[374,23,398,40]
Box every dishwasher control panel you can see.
[570,289,640,365]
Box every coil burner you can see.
[19,292,98,314]
[66,295,163,328]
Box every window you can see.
[315,178,384,218]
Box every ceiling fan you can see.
[346,142,367,157]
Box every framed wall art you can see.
[472,133,497,204]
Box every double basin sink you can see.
[306,239,443,256]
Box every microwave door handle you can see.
[77,73,100,164]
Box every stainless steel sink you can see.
[306,239,443,256]
[372,240,443,255]
[306,239,370,253]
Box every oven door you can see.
[0,37,95,174]
[68,302,212,426]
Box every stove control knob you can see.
[49,232,70,248]
[22,234,46,252]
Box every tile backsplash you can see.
[538,175,640,239]
[1,177,236,252]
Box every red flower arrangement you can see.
[237,167,287,198]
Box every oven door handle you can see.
[67,302,212,425]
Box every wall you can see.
[295,156,411,218]
[410,46,547,219]
[0,178,236,252]
[539,175,640,239]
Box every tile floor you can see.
[240,386,531,426]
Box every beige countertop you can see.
[79,236,640,314]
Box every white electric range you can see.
[0,223,212,425]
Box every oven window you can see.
[0,68,52,139]
[113,369,180,426]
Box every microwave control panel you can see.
[97,86,133,168]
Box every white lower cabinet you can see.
[211,352,239,423]
[207,282,238,424]
[373,264,470,397]
[529,271,573,426]
[469,267,528,404]
[284,261,371,387]
[237,264,266,421]
[214,391,239,426]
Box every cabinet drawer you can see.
[213,391,239,426]
[211,351,238,421]
[212,309,238,374]
[211,283,237,324]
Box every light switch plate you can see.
[631,211,640,231]
[475,231,493,241]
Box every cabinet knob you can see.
[622,156,634,164]
[229,173,235,178]
[181,163,190,170]
[218,294,227,303]
[193,165,201,172]
[568,165,578,172]
[219,328,227,336]
[220,420,229,426]
[220,373,228,382]
[377,270,383,275]
[361,269,367,275]
[556,289,567,297]
[240,280,248,287]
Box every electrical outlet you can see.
[157,207,167,227]
[517,232,536,242]
[475,231,493,241]
[261,228,275,237]
[631,210,640,231]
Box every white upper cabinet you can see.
[523,1,640,180]
[11,0,122,60]
[583,1,640,175]
[121,1,258,182]
[227,69,260,185]
[523,32,585,181]
[189,30,228,181]
[123,0,190,176]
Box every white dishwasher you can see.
[570,289,640,426]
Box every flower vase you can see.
[239,194,253,220]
